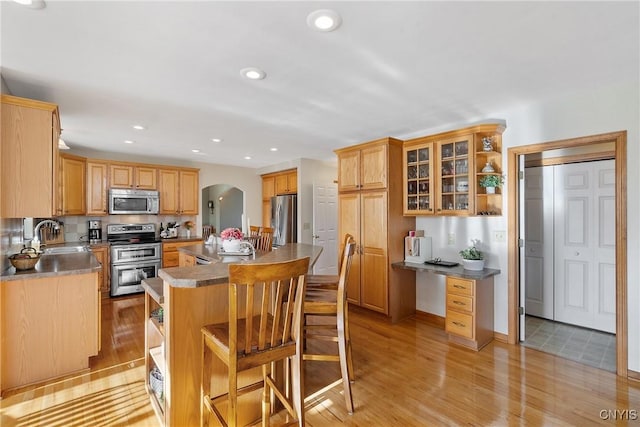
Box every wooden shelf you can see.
[150,346,165,375]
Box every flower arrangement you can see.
[479,174,504,188]
[183,220,194,230]
[220,227,243,241]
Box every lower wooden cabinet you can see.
[162,240,201,267]
[445,276,494,350]
[91,245,110,297]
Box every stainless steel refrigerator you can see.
[271,195,297,246]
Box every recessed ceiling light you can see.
[124,140,134,144]
[132,124,146,130]
[12,0,46,9]
[211,138,223,143]
[270,148,278,152]
[244,156,252,160]
[307,9,342,32]
[240,67,266,80]
[192,149,200,153]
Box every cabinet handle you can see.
[453,300,465,305]
[453,321,466,327]
[453,284,465,289]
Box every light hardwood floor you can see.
[2,296,639,426]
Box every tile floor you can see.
[522,315,616,372]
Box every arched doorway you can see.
[202,184,244,234]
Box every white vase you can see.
[186,229,191,238]
[462,259,485,271]
[222,239,241,252]
[485,186,496,194]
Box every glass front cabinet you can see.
[403,124,504,216]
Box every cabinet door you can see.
[360,191,388,314]
[60,155,86,215]
[437,136,474,215]
[92,247,109,295]
[262,175,276,226]
[158,169,180,214]
[404,143,434,215]
[338,150,360,192]
[262,199,272,229]
[86,161,109,215]
[360,144,387,190]
[286,171,297,193]
[135,166,157,190]
[179,170,199,215]
[275,174,289,194]
[1,97,59,218]
[339,193,361,305]
[110,164,134,188]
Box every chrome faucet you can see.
[31,219,60,250]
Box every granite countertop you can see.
[392,260,501,280]
[1,252,102,281]
[160,237,203,243]
[159,243,323,288]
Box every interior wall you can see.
[415,79,639,371]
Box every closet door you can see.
[554,160,616,333]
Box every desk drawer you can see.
[446,310,474,339]
[447,294,473,313]
[447,277,474,296]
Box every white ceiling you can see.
[1,1,637,168]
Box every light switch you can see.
[448,233,455,245]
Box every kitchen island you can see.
[0,253,101,395]
[150,243,322,426]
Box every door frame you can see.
[507,130,627,376]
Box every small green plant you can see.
[479,174,504,188]
[459,244,483,260]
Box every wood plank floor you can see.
[2,295,639,426]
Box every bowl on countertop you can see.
[8,247,42,271]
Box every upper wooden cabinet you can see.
[336,139,393,192]
[158,168,199,215]
[60,153,87,216]
[86,160,109,216]
[1,95,60,218]
[109,163,157,190]
[403,124,505,216]
[261,169,297,227]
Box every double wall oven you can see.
[108,223,161,297]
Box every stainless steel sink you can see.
[43,245,90,255]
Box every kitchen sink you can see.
[43,245,90,255]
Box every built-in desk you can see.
[148,243,322,427]
[392,261,500,351]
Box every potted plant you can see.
[183,220,194,238]
[479,174,504,194]
[220,227,244,252]
[459,242,485,270]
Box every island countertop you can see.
[391,260,500,280]
[159,243,323,288]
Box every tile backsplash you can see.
[59,215,197,242]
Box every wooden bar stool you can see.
[200,257,310,427]
[257,226,274,252]
[248,225,261,248]
[303,236,356,413]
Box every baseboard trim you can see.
[493,331,509,343]
[414,310,445,329]
[627,369,640,382]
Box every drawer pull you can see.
[453,300,465,305]
[453,284,466,289]
[453,321,466,327]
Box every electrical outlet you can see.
[494,230,506,242]
[448,233,456,245]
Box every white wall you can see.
[415,80,640,371]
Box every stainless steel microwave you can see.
[109,189,159,215]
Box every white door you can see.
[554,160,616,333]
[312,183,338,275]
[524,166,554,320]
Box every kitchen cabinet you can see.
[109,162,157,190]
[445,276,494,350]
[60,153,87,216]
[162,240,201,268]
[91,245,110,298]
[86,160,109,215]
[403,124,505,216]
[1,95,60,218]
[261,169,297,227]
[336,138,416,322]
[337,143,387,192]
[158,168,199,215]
